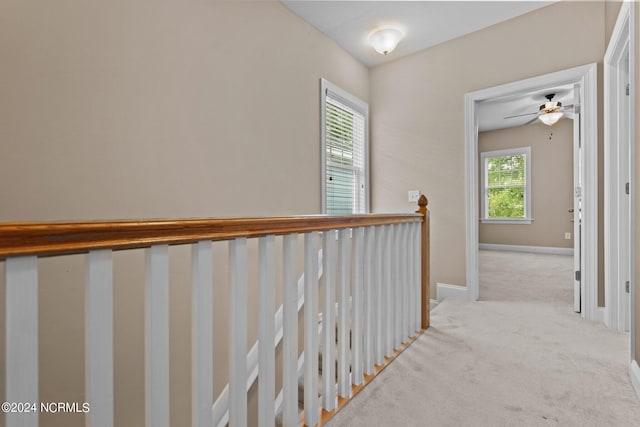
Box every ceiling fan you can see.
[504,93,573,126]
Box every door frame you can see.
[567,104,582,313]
[464,63,599,322]
[604,0,636,350]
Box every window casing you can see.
[321,79,369,214]
[481,147,531,223]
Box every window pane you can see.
[486,154,525,187]
[326,103,354,167]
[488,187,525,218]
[487,171,500,186]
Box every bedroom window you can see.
[321,79,369,215]
[481,147,531,223]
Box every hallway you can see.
[327,251,640,426]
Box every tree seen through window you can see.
[485,153,526,218]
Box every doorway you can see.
[604,1,635,342]
[464,63,599,322]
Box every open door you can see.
[572,84,582,313]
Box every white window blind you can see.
[321,79,369,215]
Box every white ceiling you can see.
[281,0,568,131]
[478,84,575,132]
[281,1,554,67]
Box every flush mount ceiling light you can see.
[537,94,564,126]
[368,28,403,55]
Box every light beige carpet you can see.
[327,250,640,427]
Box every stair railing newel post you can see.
[416,195,430,330]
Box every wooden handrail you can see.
[0,213,422,259]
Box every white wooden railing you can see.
[0,196,430,427]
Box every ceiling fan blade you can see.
[504,111,538,119]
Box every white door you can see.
[572,84,582,313]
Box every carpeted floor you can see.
[327,250,640,427]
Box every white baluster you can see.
[337,228,351,398]
[86,250,114,427]
[282,234,298,427]
[192,241,213,427]
[394,225,402,349]
[383,224,393,357]
[322,230,337,411]
[374,225,384,365]
[401,224,410,340]
[229,238,248,427]
[351,227,364,385]
[304,232,319,426]
[407,225,416,337]
[363,227,374,375]
[5,256,38,427]
[146,245,170,427]
[258,235,276,427]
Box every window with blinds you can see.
[321,79,369,215]
[480,147,531,222]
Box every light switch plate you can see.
[408,190,420,203]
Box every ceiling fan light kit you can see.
[503,93,571,127]
[537,93,564,126]
[538,111,563,126]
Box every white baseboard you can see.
[436,283,468,302]
[631,360,640,401]
[597,307,605,324]
[479,243,574,256]
[430,299,439,310]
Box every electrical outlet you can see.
[408,190,420,203]
[564,232,571,240]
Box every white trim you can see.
[582,64,599,323]
[429,299,439,310]
[481,219,533,225]
[604,0,635,344]
[479,243,573,256]
[629,0,636,364]
[465,92,480,301]
[631,360,640,400]
[436,283,468,302]
[465,64,599,323]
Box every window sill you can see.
[480,218,533,225]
